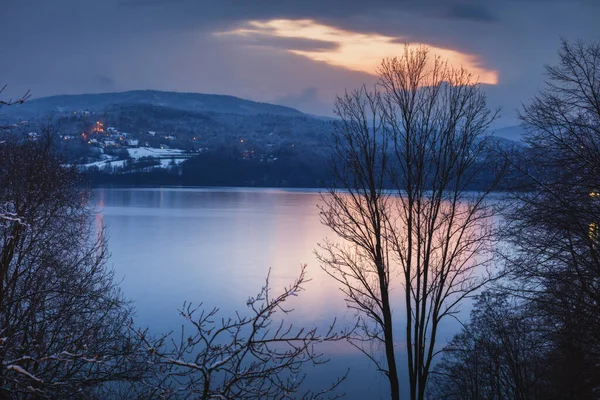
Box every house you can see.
[106,127,118,133]
[93,121,104,133]
[127,139,139,147]
[148,131,156,136]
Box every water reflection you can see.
[92,187,475,399]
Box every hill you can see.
[1,90,306,119]
[0,89,525,188]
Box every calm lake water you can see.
[92,187,469,399]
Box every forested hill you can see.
[3,90,305,118]
[0,90,334,187]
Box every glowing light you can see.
[590,222,599,241]
[92,121,105,134]
[217,19,498,84]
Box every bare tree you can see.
[428,291,549,400]
[317,86,399,398]
[319,46,502,400]
[499,39,600,397]
[0,133,149,398]
[0,85,30,133]
[135,265,348,399]
[431,39,600,400]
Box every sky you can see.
[1,0,599,126]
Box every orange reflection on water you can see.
[257,192,350,325]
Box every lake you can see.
[92,187,470,399]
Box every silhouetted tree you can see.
[500,38,600,398]
[318,46,503,400]
[0,132,148,398]
[0,86,29,132]
[428,292,548,400]
[432,39,600,400]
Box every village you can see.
[42,112,283,174]
[50,118,198,172]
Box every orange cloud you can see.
[217,19,498,85]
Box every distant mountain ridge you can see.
[1,89,526,146]
[2,90,306,118]
[492,125,525,142]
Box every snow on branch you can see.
[6,365,43,384]
[0,202,27,231]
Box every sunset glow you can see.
[217,19,499,84]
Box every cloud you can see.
[218,19,499,84]
[116,0,519,26]
[222,35,339,53]
[2,0,599,126]
[440,3,499,22]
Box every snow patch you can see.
[127,148,186,159]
